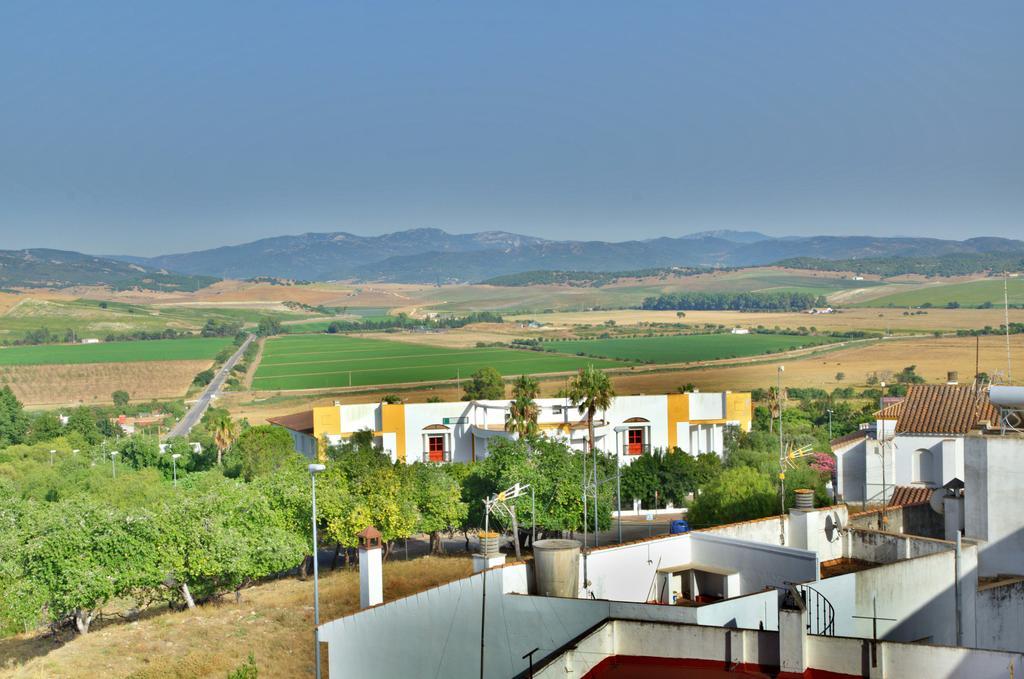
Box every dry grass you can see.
[506,307,1024,334]
[0,360,212,407]
[604,335,1024,393]
[0,556,473,679]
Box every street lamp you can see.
[49,449,56,466]
[826,409,833,441]
[308,463,326,679]
[110,451,119,478]
[171,453,181,487]
[777,366,785,546]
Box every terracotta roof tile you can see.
[830,429,871,450]
[267,410,314,435]
[888,485,932,507]
[875,399,905,420]
[893,384,998,435]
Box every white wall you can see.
[976,579,1024,652]
[690,532,818,594]
[966,435,1024,578]
[583,534,692,601]
[320,564,609,679]
[582,532,816,604]
[811,550,959,644]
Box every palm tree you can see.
[209,411,239,466]
[506,374,540,439]
[568,364,615,454]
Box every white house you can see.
[270,392,753,465]
[832,381,998,504]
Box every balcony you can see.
[423,449,452,463]
[624,443,650,456]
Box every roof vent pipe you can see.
[793,489,814,510]
[947,371,958,385]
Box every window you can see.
[427,434,446,462]
[912,449,933,485]
[627,428,645,455]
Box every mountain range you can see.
[5,230,1024,289]
[113,229,1024,283]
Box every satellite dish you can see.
[929,488,946,515]
[824,511,845,542]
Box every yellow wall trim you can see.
[381,403,406,462]
[666,393,689,450]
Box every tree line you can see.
[641,291,827,311]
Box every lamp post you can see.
[110,451,118,478]
[777,366,785,545]
[826,409,833,441]
[308,463,326,679]
[49,449,55,466]
[171,453,181,487]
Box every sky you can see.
[1,2,1022,256]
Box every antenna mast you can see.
[1005,273,1012,383]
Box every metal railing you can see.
[799,584,835,636]
[623,443,650,456]
[422,450,452,463]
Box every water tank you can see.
[533,539,581,598]
[988,386,1024,409]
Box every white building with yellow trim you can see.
[269,392,751,464]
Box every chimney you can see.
[947,371,958,385]
[358,526,383,608]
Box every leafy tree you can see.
[119,435,161,470]
[381,393,403,404]
[835,372,845,382]
[688,466,777,526]
[463,367,504,401]
[28,411,63,444]
[506,374,540,439]
[159,475,307,608]
[568,364,615,453]
[193,369,215,386]
[256,317,283,336]
[0,386,28,447]
[66,406,101,444]
[225,425,301,481]
[111,390,130,411]
[409,463,468,554]
[21,496,165,633]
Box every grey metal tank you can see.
[532,539,581,598]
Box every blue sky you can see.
[1,2,1021,255]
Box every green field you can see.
[857,278,1024,309]
[543,333,838,364]
[0,337,233,366]
[0,297,325,343]
[252,335,628,390]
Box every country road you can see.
[165,334,254,439]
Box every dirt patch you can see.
[0,360,212,407]
[242,338,265,389]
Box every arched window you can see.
[912,449,933,485]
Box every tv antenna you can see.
[1004,272,1012,383]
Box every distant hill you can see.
[108,230,1024,284]
[0,249,219,290]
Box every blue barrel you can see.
[669,519,690,534]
